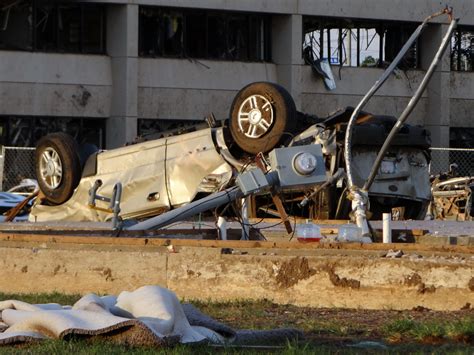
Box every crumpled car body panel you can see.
[30,129,232,222]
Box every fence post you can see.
[0,146,4,191]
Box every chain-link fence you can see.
[0,146,36,191]
[1,145,473,191]
[430,147,474,176]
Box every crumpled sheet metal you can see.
[30,129,232,222]
[350,147,430,201]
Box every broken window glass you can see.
[35,1,58,51]
[185,11,207,58]
[139,6,271,62]
[303,17,418,69]
[0,1,32,50]
[451,27,474,72]
[139,7,183,57]
[0,1,105,54]
[82,5,106,54]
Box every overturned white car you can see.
[30,81,431,225]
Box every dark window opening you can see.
[0,116,105,148]
[303,17,419,69]
[139,6,271,62]
[137,119,206,141]
[0,0,106,54]
[451,27,474,72]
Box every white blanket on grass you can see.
[0,286,225,346]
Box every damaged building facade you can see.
[0,0,473,153]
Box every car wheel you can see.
[229,82,297,154]
[35,132,81,205]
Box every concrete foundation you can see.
[1,236,472,311]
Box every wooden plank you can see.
[0,232,472,254]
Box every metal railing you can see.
[0,146,36,191]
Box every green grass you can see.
[0,291,81,306]
[383,317,474,342]
[1,339,473,355]
[383,318,417,334]
[0,292,473,353]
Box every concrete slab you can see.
[0,235,471,311]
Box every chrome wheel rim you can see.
[237,94,273,139]
[39,147,62,189]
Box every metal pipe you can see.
[111,182,122,230]
[127,186,243,231]
[342,7,453,237]
[241,197,250,240]
[344,8,452,189]
[363,18,458,191]
[299,169,345,207]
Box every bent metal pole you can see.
[363,17,458,191]
[342,8,455,236]
[344,7,453,189]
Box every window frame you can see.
[0,0,106,55]
[138,6,272,63]
[303,16,420,69]
[450,26,474,72]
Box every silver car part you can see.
[127,145,327,231]
[30,129,232,222]
[39,147,63,189]
[88,180,122,229]
[238,94,274,138]
[214,128,245,170]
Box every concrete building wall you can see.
[0,51,111,117]
[137,59,277,120]
[84,0,474,26]
[0,0,473,148]
[450,72,474,128]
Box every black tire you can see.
[229,82,297,154]
[35,132,81,205]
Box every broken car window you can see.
[303,17,418,69]
[139,6,271,62]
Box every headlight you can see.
[293,152,317,175]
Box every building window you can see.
[0,0,105,54]
[451,27,474,72]
[139,6,271,62]
[0,116,105,148]
[303,17,419,69]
